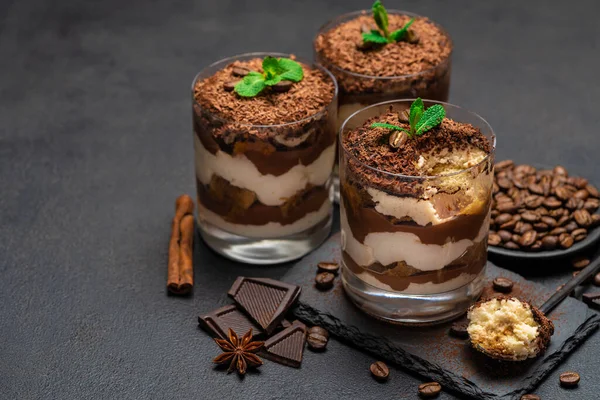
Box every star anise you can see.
[213,328,264,374]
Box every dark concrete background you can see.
[1,0,599,399]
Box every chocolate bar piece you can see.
[198,304,263,339]
[228,277,301,334]
[262,320,307,368]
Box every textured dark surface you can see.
[1,0,600,399]
[284,234,600,399]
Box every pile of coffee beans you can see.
[488,161,600,251]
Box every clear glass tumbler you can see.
[192,53,338,264]
[339,100,495,324]
[314,10,452,201]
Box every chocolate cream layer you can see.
[193,114,336,177]
[197,177,329,226]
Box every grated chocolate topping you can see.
[193,57,335,126]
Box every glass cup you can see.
[192,53,338,264]
[314,10,452,201]
[339,100,495,324]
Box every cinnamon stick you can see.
[167,195,195,295]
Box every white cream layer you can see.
[357,271,477,295]
[194,135,335,206]
[198,198,331,238]
[367,187,449,226]
[340,203,489,272]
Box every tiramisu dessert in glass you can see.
[339,98,495,324]
[314,1,453,199]
[192,53,338,264]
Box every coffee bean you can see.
[559,371,580,387]
[515,164,536,175]
[549,208,567,218]
[564,221,578,232]
[573,189,589,200]
[584,198,600,212]
[512,234,521,243]
[231,66,250,77]
[492,183,500,195]
[498,230,512,242]
[488,233,501,246]
[540,216,557,228]
[565,198,584,210]
[571,228,587,242]
[495,160,514,170]
[569,177,588,189]
[559,233,574,249]
[533,222,549,232]
[406,29,420,44]
[549,227,567,236]
[556,215,570,227]
[418,382,442,398]
[541,235,558,250]
[315,272,335,290]
[555,186,574,201]
[531,240,542,251]
[514,222,533,235]
[592,214,600,228]
[497,177,513,190]
[504,241,520,249]
[495,213,513,225]
[521,211,540,222]
[388,130,408,148]
[535,207,549,216]
[307,331,328,351]
[585,184,599,198]
[519,231,537,247]
[572,257,590,269]
[520,395,540,400]
[528,183,544,195]
[513,178,528,190]
[449,321,469,338]
[524,195,544,209]
[370,361,389,382]
[493,277,514,293]
[223,81,239,91]
[573,209,592,227]
[272,80,294,92]
[543,197,562,209]
[317,261,340,274]
[308,326,329,339]
[499,218,517,230]
[553,165,568,176]
[594,273,600,286]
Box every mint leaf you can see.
[409,97,424,134]
[234,72,266,97]
[264,76,283,86]
[389,18,415,42]
[362,30,388,44]
[415,104,446,135]
[371,122,410,133]
[372,1,389,38]
[262,56,282,80]
[277,58,304,82]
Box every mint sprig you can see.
[363,1,416,45]
[234,57,304,98]
[370,98,446,140]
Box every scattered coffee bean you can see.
[556,215,570,227]
[272,80,293,92]
[541,235,558,250]
[592,214,600,227]
[231,67,250,77]
[498,230,512,242]
[573,209,592,227]
[565,197,583,210]
[308,326,329,339]
[569,177,588,189]
[573,189,589,200]
[317,261,339,274]
[514,222,533,235]
[540,216,557,228]
[370,361,389,382]
[564,221,578,232]
[594,273,600,286]
[406,29,420,44]
[524,195,544,209]
[315,272,335,290]
[519,231,537,247]
[307,330,328,351]
[495,160,514,170]
[520,395,540,400]
[549,227,567,236]
[559,371,580,387]
[572,257,590,269]
[543,197,562,209]
[533,222,549,232]
[555,186,574,201]
[558,233,574,249]
[521,211,539,222]
[418,382,442,398]
[223,81,239,92]
[571,228,588,242]
[584,198,600,212]
[553,165,568,176]
[585,184,599,198]
[493,277,514,293]
[488,233,501,246]
[504,241,520,249]
[495,213,513,225]
[531,240,542,250]
[449,320,469,339]
[389,130,408,148]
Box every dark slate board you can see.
[283,233,600,400]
